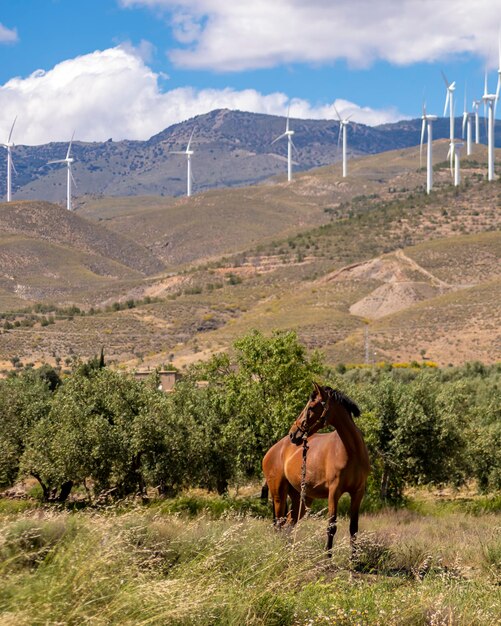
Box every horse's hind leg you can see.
[349,487,365,558]
[260,482,269,503]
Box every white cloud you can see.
[0,22,18,44]
[0,46,405,145]
[117,38,156,63]
[119,0,501,71]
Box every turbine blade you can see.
[498,26,501,70]
[47,159,66,164]
[422,99,427,117]
[70,167,77,189]
[170,151,186,155]
[186,128,195,152]
[337,125,342,149]
[444,91,449,117]
[333,105,342,121]
[420,118,426,167]
[66,130,75,160]
[441,70,450,88]
[290,137,299,155]
[498,26,501,72]
[7,116,17,144]
[271,133,286,145]
[462,113,467,138]
[286,103,290,132]
[11,156,18,176]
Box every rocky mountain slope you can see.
[3,109,499,201]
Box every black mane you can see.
[324,386,361,417]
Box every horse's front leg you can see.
[288,488,313,525]
[326,486,341,556]
[271,480,289,528]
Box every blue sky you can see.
[0,0,499,144]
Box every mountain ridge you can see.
[3,108,499,201]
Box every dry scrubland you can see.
[0,144,500,369]
[0,494,500,626]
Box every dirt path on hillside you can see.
[394,249,451,288]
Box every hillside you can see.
[0,201,164,303]
[0,143,499,369]
[3,109,500,202]
[76,140,496,268]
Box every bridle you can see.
[291,394,331,441]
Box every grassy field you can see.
[0,492,499,625]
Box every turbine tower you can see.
[47,132,76,210]
[334,105,352,178]
[448,141,463,186]
[462,89,472,156]
[441,71,456,143]
[2,117,17,202]
[472,99,481,144]
[420,102,437,194]
[171,129,195,197]
[482,73,497,181]
[271,106,297,182]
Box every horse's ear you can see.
[313,382,326,399]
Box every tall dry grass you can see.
[0,501,499,625]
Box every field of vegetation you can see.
[0,492,500,625]
[0,331,500,623]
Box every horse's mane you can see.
[323,386,361,417]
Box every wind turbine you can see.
[472,99,481,144]
[47,132,76,211]
[171,128,195,197]
[2,117,17,202]
[271,106,297,182]
[482,72,497,181]
[441,71,456,144]
[334,105,352,178]
[462,88,472,156]
[420,102,437,194]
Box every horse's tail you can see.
[260,481,269,503]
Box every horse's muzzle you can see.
[289,430,304,446]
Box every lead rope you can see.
[293,435,309,545]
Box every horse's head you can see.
[289,382,330,445]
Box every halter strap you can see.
[293,395,330,438]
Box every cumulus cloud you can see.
[119,0,501,71]
[0,22,18,44]
[0,46,406,145]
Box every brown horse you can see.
[262,382,370,555]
